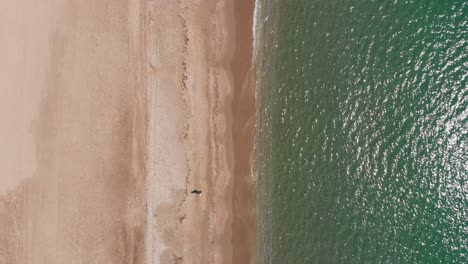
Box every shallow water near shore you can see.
[255,0,467,263]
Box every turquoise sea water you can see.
[254,1,467,263]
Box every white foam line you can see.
[252,0,261,64]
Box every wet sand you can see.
[0,0,255,263]
[146,0,256,263]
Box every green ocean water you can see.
[254,0,467,263]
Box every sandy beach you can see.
[0,0,255,263]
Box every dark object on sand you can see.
[191,189,202,194]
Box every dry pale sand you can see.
[0,0,255,263]
[0,0,147,263]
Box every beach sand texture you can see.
[0,0,255,264]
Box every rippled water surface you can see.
[255,1,467,263]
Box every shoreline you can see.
[145,0,256,263]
